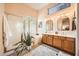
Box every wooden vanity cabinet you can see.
[42,35,47,44]
[42,34,75,55]
[46,35,53,46]
[53,36,62,49]
[62,37,75,54]
[42,35,53,46]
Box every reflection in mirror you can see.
[46,20,53,32]
[57,16,70,31]
[62,17,70,31]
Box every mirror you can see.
[46,20,53,32]
[57,16,70,31]
[61,17,70,31]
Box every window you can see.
[48,3,71,15]
[24,16,36,34]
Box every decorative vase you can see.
[27,46,31,51]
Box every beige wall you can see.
[0,4,4,53]
[5,3,38,18]
[38,3,56,17]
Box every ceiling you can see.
[27,3,49,10]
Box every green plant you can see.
[26,33,31,46]
[14,32,34,55]
[14,33,27,55]
[13,18,34,55]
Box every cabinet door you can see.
[47,35,53,46]
[42,35,47,43]
[53,36,62,49]
[63,38,75,54]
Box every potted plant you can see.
[25,33,31,51]
[26,33,35,51]
[13,33,28,55]
[14,17,34,55]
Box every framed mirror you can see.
[46,20,53,32]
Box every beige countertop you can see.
[43,33,76,38]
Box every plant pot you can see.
[27,46,31,51]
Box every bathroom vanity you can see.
[42,34,75,55]
[41,3,76,56]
